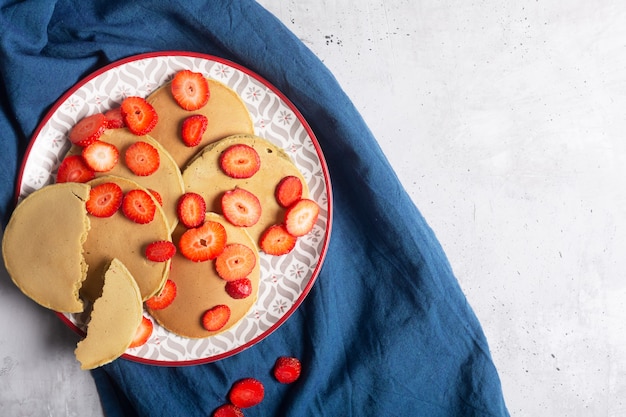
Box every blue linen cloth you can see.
[0,1,510,416]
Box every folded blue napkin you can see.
[0,1,510,415]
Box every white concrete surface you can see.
[2,1,625,415]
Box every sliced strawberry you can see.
[81,140,119,172]
[273,356,302,384]
[212,404,244,417]
[275,175,303,208]
[128,316,153,348]
[215,243,256,282]
[229,378,265,409]
[148,189,163,206]
[68,113,107,147]
[125,141,160,176]
[221,188,261,227]
[122,189,157,224]
[178,220,227,262]
[177,192,206,228]
[145,279,176,310]
[145,240,176,262]
[219,144,261,179]
[56,155,95,183]
[224,278,252,299]
[284,199,320,237]
[104,107,125,129]
[170,70,210,111]
[86,182,123,218]
[181,114,208,147]
[201,304,230,332]
[120,96,158,135]
[259,224,297,256]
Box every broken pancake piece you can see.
[182,134,309,245]
[148,213,260,339]
[66,129,185,232]
[75,258,143,370]
[80,175,171,302]
[2,182,90,313]
[146,78,254,168]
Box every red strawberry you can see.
[104,107,125,129]
[122,189,157,224]
[56,155,95,183]
[275,175,303,208]
[82,140,119,172]
[68,113,107,147]
[273,356,302,384]
[177,192,206,228]
[125,141,160,176]
[224,278,252,299]
[259,224,297,256]
[212,404,244,417]
[145,240,176,262]
[181,114,208,147]
[229,378,265,409]
[86,182,123,218]
[284,199,320,237]
[148,189,163,206]
[201,304,230,332]
[145,279,176,310]
[178,220,227,262]
[120,96,158,135]
[221,188,261,227]
[219,144,261,179]
[215,243,256,282]
[170,70,210,111]
[129,316,153,348]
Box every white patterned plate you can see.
[20,51,332,366]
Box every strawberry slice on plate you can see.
[181,114,208,147]
[121,96,158,135]
[56,155,96,183]
[259,224,297,256]
[171,69,210,111]
[128,316,153,348]
[214,243,256,282]
[275,175,303,208]
[144,240,176,262]
[86,182,123,218]
[284,199,320,237]
[145,279,176,310]
[178,220,227,262]
[122,188,157,224]
[82,140,119,172]
[219,144,261,179]
[68,113,108,147]
[125,141,160,176]
[228,378,265,409]
[104,107,125,129]
[201,304,230,332]
[176,192,206,228]
[221,188,261,227]
[224,277,252,299]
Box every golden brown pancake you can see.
[67,129,185,232]
[80,175,171,302]
[75,258,143,369]
[2,182,91,313]
[148,213,259,338]
[147,78,254,168]
[182,134,309,246]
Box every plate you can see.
[19,51,332,366]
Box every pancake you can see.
[148,213,260,339]
[2,182,91,313]
[74,258,143,370]
[80,175,171,302]
[182,134,309,246]
[67,129,184,232]
[146,78,254,168]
